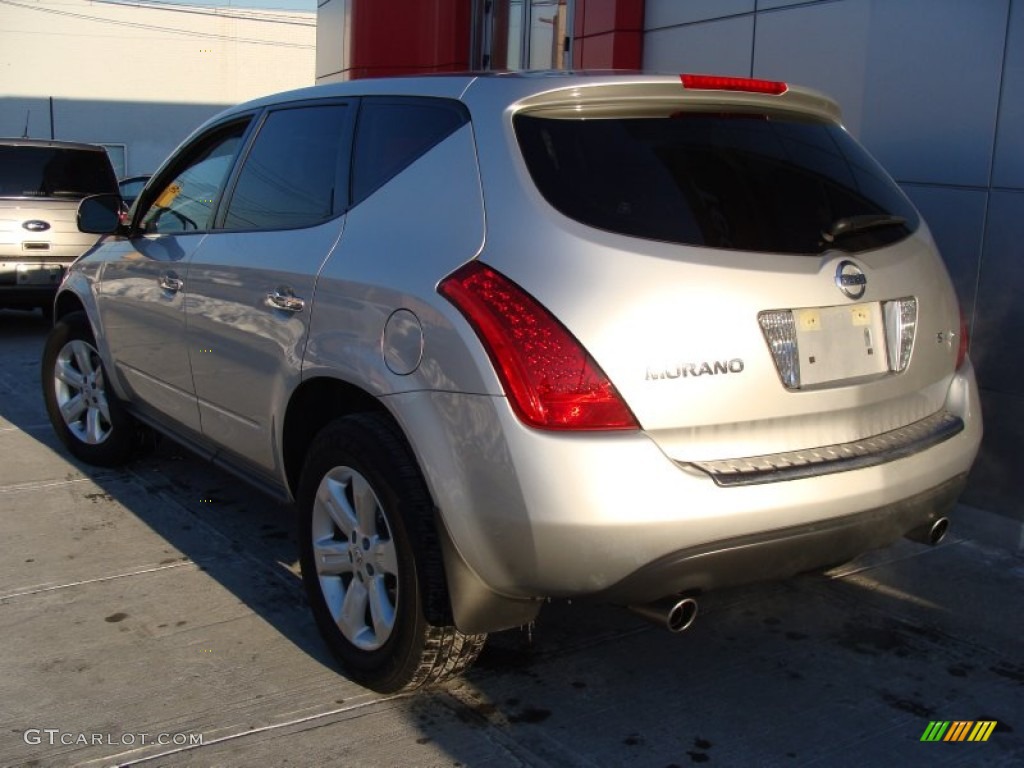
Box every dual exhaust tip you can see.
[629,596,699,634]
[629,517,949,634]
[905,516,950,547]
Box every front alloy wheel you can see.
[54,338,114,445]
[42,311,140,467]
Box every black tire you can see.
[298,413,485,693]
[41,311,140,467]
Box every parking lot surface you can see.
[1,309,1022,767]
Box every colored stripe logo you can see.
[921,721,997,742]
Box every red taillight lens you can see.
[680,73,788,95]
[438,262,638,431]
[956,309,970,370]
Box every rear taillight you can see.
[957,309,970,370]
[438,262,638,431]
[680,73,788,95]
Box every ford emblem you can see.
[23,220,51,232]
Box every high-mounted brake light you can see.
[439,262,639,431]
[680,73,788,95]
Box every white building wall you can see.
[643,0,1024,520]
[1,0,315,174]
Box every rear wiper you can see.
[822,214,906,244]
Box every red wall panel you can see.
[349,0,471,79]
[572,0,644,70]
[574,29,642,70]
[341,0,645,80]
[579,0,643,37]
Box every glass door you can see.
[473,0,572,71]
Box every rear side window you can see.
[515,113,920,255]
[223,103,351,230]
[351,97,468,206]
[0,145,117,199]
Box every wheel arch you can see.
[282,376,391,499]
[53,290,87,323]
[51,289,135,402]
[41,307,142,466]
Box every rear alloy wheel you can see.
[312,464,399,652]
[41,311,140,466]
[299,413,485,693]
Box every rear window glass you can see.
[514,113,919,255]
[0,146,118,199]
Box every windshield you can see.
[515,112,919,254]
[0,145,118,199]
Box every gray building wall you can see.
[644,0,1023,522]
[0,97,230,177]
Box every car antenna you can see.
[22,110,30,138]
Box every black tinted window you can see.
[224,104,350,230]
[139,122,247,235]
[0,146,117,199]
[515,113,920,254]
[352,98,468,205]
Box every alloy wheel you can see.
[53,339,113,445]
[311,466,399,651]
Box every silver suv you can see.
[1,138,118,315]
[42,73,982,692]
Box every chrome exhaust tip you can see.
[905,517,949,546]
[629,596,699,633]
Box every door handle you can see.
[266,287,305,313]
[159,272,184,293]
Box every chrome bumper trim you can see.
[689,410,964,487]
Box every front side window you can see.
[515,112,920,255]
[139,122,248,235]
[351,98,469,206]
[223,104,350,231]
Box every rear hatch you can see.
[489,77,965,463]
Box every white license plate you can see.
[16,263,64,286]
[794,302,889,386]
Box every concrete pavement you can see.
[1,308,1022,767]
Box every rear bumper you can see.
[0,260,67,308]
[597,472,966,604]
[389,364,981,620]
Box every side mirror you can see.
[78,194,124,235]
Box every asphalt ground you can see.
[1,308,1022,768]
